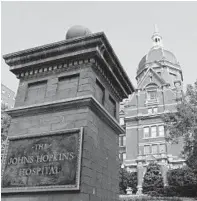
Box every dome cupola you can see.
[137,25,180,77]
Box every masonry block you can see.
[2,31,133,201]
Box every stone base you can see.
[136,186,142,195]
[126,187,133,195]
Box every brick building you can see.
[119,26,185,193]
[1,84,15,109]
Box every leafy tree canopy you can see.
[163,80,197,171]
[1,103,11,146]
[142,162,164,195]
[119,164,137,194]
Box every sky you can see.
[1,1,197,94]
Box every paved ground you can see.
[119,195,197,201]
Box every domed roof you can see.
[137,47,179,75]
[66,25,92,40]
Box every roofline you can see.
[136,59,182,79]
[3,32,135,98]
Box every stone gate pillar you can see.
[160,158,169,186]
[1,28,134,201]
[136,161,145,195]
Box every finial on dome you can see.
[151,24,163,48]
[154,24,159,33]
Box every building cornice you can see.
[3,32,134,99]
[125,112,164,121]
[125,110,178,122]
[6,95,125,134]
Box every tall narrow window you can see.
[120,117,125,126]
[123,152,126,160]
[148,108,152,114]
[152,144,158,154]
[151,126,157,138]
[58,74,79,99]
[119,137,122,146]
[119,135,126,147]
[144,145,150,155]
[95,79,105,105]
[109,95,116,118]
[153,107,158,113]
[119,154,122,161]
[144,127,150,138]
[26,80,47,104]
[123,136,126,147]
[158,125,165,137]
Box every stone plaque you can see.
[1,128,83,193]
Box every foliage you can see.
[142,162,164,195]
[127,172,138,194]
[165,167,197,197]
[119,165,137,194]
[119,165,129,194]
[1,103,11,156]
[163,80,197,172]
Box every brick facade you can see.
[119,29,185,194]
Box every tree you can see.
[142,162,164,195]
[119,164,138,194]
[127,171,137,194]
[119,165,128,194]
[1,103,11,158]
[166,167,197,197]
[163,80,197,172]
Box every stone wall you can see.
[2,103,120,201]
[15,63,119,120]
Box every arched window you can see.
[145,83,158,103]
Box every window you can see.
[26,80,47,104]
[159,144,166,153]
[119,137,122,146]
[95,79,105,105]
[152,144,158,154]
[158,125,165,137]
[58,74,79,99]
[120,117,124,126]
[151,126,157,138]
[109,95,116,118]
[153,107,158,113]
[123,136,126,146]
[144,127,150,138]
[144,145,150,154]
[148,108,152,114]
[148,107,158,114]
[119,135,126,147]
[147,91,157,100]
[123,153,126,160]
